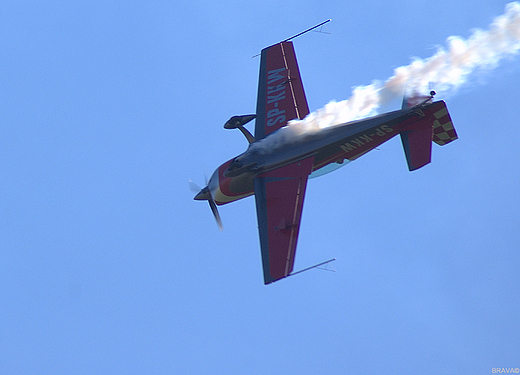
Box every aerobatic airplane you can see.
[192,27,458,285]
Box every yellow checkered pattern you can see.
[432,107,458,146]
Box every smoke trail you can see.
[384,2,520,103]
[250,2,520,153]
[311,1,520,124]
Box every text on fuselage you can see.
[340,124,393,152]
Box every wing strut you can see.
[252,19,331,58]
[288,258,337,278]
[283,19,332,42]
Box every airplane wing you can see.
[254,41,310,140]
[253,156,315,284]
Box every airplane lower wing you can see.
[253,156,315,284]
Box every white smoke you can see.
[250,2,520,153]
[314,1,520,123]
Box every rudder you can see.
[431,104,458,146]
[400,101,457,171]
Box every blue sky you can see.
[1,1,519,374]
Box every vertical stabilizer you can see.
[400,101,457,171]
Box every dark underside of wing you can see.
[254,41,309,140]
[254,157,314,284]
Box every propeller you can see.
[189,179,224,231]
[189,179,201,193]
[208,198,223,231]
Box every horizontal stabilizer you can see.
[400,126,432,171]
[400,101,457,171]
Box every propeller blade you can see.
[208,199,223,231]
[189,179,201,193]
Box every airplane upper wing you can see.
[254,41,310,140]
[253,156,315,284]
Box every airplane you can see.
[192,27,458,285]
